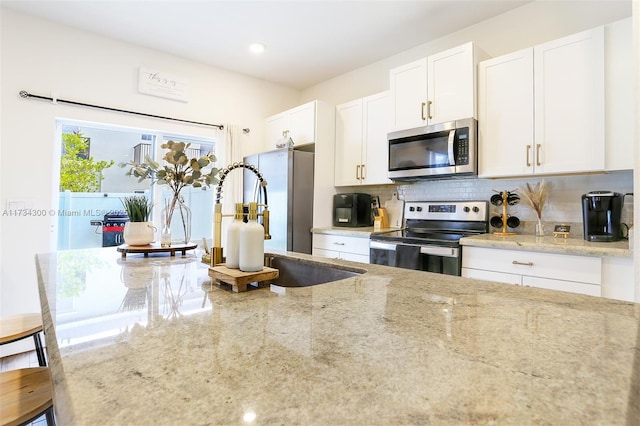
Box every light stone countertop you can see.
[36,248,639,425]
[460,233,632,258]
[311,226,376,237]
[311,226,402,237]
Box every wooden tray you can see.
[117,243,197,259]
[208,265,279,293]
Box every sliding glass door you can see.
[55,119,216,250]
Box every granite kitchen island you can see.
[36,248,639,425]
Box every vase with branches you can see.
[120,140,219,244]
[517,180,550,236]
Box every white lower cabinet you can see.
[462,246,602,297]
[313,233,370,264]
[602,257,635,302]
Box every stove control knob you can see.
[463,206,470,213]
[472,206,480,213]
[409,206,415,212]
[416,206,422,212]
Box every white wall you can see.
[0,7,301,317]
[301,0,632,105]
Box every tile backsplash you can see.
[342,171,634,237]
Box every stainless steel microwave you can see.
[387,118,477,181]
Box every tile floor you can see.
[1,350,50,426]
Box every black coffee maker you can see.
[581,191,624,242]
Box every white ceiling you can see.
[2,0,533,89]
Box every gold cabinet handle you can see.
[526,145,532,167]
[421,102,426,121]
[512,260,533,266]
[356,164,360,180]
[536,144,542,166]
[361,164,366,180]
[427,100,433,119]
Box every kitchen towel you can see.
[394,244,421,270]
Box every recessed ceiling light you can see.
[249,43,265,55]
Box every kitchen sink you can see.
[265,255,365,287]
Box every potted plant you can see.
[121,195,155,246]
[119,141,219,244]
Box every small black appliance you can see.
[581,191,624,242]
[333,193,373,227]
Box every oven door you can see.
[369,241,461,276]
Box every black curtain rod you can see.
[19,90,232,131]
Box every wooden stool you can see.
[0,367,55,426]
[0,314,47,367]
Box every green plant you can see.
[119,140,219,234]
[122,196,153,222]
[60,131,115,192]
[119,140,219,191]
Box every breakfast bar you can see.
[36,248,639,425]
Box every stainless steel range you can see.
[369,200,489,276]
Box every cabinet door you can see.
[334,99,364,186]
[313,247,339,259]
[463,246,601,284]
[362,91,393,185]
[605,18,633,171]
[427,42,475,125]
[602,257,634,302]
[478,48,534,178]
[313,233,370,255]
[390,58,428,130]
[288,101,316,146]
[534,26,605,174]
[339,252,370,264]
[265,101,317,149]
[523,276,601,297]
[265,112,288,149]
[462,267,522,286]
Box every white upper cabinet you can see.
[478,48,535,177]
[478,27,605,178]
[390,42,486,131]
[335,99,363,186]
[427,43,478,125]
[604,18,633,171]
[265,101,317,149]
[335,91,392,186]
[362,92,393,185]
[263,100,335,228]
[390,58,428,130]
[533,27,604,175]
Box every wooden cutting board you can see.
[209,265,279,293]
[384,192,404,228]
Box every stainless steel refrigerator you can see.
[243,148,314,254]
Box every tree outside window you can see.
[60,131,115,192]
